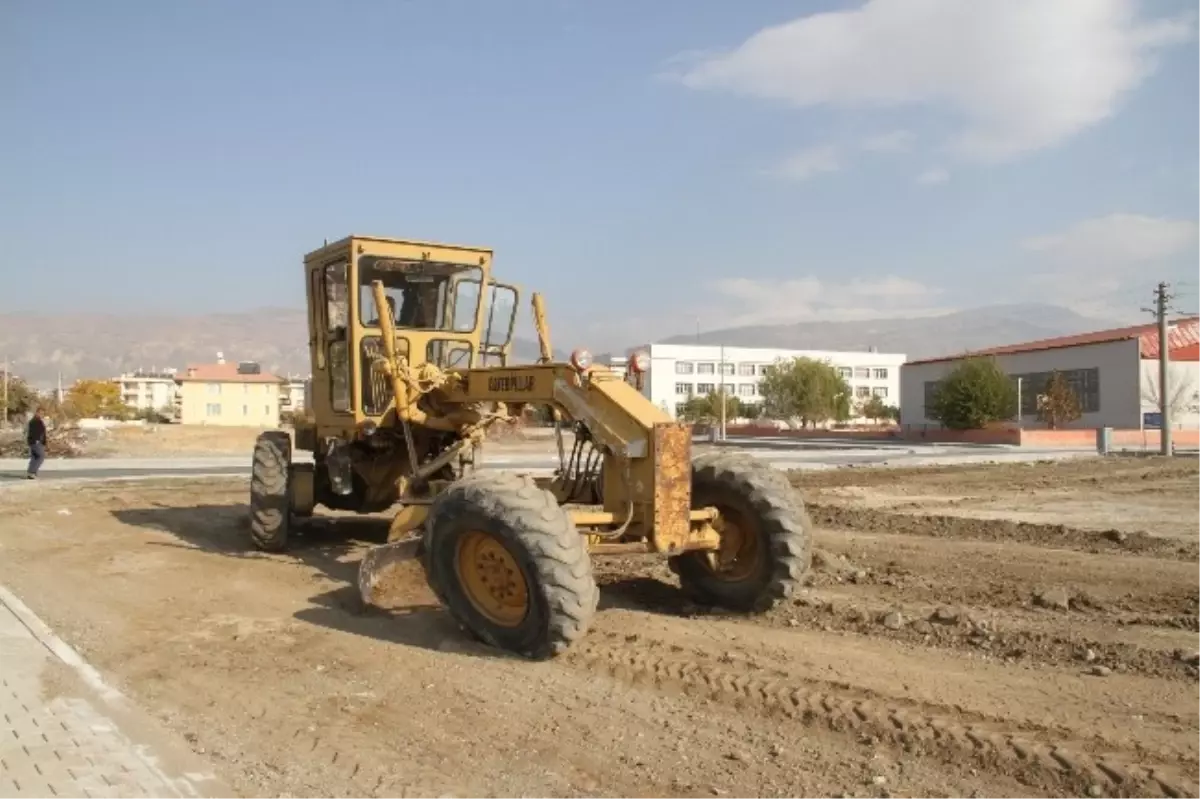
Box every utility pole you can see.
[1156,281,1173,455]
[2,357,8,425]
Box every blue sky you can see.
[1,0,1197,350]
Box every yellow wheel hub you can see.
[708,513,761,582]
[455,531,529,627]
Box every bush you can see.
[929,357,1017,430]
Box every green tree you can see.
[928,357,1017,430]
[679,389,742,424]
[759,357,852,428]
[859,394,890,423]
[884,404,901,423]
[65,379,131,420]
[1036,371,1082,430]
[1,370,38,421]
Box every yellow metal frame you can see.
[300,233,721,557]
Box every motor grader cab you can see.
[250,235,811,659]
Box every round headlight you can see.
[570,348,594,371]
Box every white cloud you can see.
[773,145,840,181]
[707,275,947,327]
[860,130,915,153]
[1019,213,1199,317]
[1021,213,1198,266]
[672,0,1194,162]
[916,167,950,185]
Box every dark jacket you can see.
[27,416,46,447]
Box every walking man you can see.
[26,406,46,479]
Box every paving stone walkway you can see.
[0,588,227,798]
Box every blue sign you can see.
[1143,412,1162,429]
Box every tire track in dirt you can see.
[597,539,1199,683]
[808,504,1199,561]
[566,631,1198,799]
[810,528,1199,621]
[781,592,1200,681]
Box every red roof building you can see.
[906,317,1199,365]
[900,317,1200,432]
[174,360,285,426]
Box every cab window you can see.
[358,256,482,332]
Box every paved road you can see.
[0,441,1098,484]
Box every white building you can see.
[900,318,1200,431]
[115,370,178,414]
[280,376,310,415]
[627,343,906,421]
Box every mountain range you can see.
[659,303,1125,359]
[0,302,1124,388]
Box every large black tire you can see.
[422,472,598,659]
[668,452,811,612]
[249,430,292,552]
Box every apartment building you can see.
[174,360,284,426]
[628,343,906,421]
[115,369,178,414]
[279,375,311,415]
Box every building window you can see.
[855,386,871,398]
[719,363,735,376]
[872,387,888,398]
[206,403,221,416]
[758,364,769,375]
[207,383,221,395]
[242,404,249,414]
[854,367,870,380]
[265,405,271,416]
[873,368,889,380]
[697,363,715,375]
[925,368,1102,419]
[837,367,852,379]
[1011,368,1101,415]
[243,384,250,394]
[674,402,688,417]
[675,383,693,396]
[696,382,716,395]
[738,383,755,397]
[738,363,756,376]
[675,361,694,375]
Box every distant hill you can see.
[0,308,562,388]
[658,303,1125,360]
[0,302,1125,388]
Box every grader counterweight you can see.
[250,235,812,659]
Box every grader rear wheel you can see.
[669,452,811,612]
[249,430,293,552]
[423,472,598,659]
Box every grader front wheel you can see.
[669,453,811,612]
[423,472,599,659]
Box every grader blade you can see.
[357,537,423,608]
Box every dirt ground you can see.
[0,456,1195,798]
[83,423,563,458]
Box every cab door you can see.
[480,281,519,367]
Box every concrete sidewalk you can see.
[0,587,228,798]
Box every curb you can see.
[0,583,127,706]
[0,584,226,797]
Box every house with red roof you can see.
[899,317,1200,431]
[173,354,286,426]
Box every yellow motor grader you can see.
[250,235,811,659]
